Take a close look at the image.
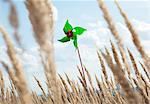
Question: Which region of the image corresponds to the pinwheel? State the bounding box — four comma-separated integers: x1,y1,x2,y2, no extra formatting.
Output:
58,20,87,80
58,20,87,48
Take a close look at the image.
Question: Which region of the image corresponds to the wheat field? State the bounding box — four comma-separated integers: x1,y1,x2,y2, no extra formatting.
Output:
0,0,150,104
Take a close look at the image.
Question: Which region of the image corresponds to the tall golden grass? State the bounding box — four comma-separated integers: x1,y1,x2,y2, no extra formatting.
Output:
0,0,150,104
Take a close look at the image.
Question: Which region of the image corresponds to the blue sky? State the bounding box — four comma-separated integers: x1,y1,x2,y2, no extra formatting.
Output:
0,0,150,93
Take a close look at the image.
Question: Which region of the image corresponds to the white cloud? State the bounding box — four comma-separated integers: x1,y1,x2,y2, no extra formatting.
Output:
87,21,104,28
132,19,150,32
0,46,42,71
83,20,113,49
120,19,150,55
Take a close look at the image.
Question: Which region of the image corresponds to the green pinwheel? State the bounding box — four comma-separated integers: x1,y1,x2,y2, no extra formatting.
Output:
58,20,87,48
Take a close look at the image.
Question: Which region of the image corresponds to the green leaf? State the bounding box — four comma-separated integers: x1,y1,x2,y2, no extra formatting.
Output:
73,35,78,48
73,27,87,35
63,20,73,33
58,36,70,43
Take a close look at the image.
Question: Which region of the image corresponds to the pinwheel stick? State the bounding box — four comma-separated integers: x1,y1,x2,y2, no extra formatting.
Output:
77,47,85,77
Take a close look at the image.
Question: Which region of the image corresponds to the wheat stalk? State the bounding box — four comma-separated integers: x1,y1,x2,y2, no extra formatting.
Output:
101,45,139,104
0,27,32,104
97,0,131,80
0,70,4,100
114,0,150,72
25,0,61,103
5,0,23,48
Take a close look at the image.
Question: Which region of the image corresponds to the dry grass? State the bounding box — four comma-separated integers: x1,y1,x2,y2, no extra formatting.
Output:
0,27,33,104
25,0,61,103
114,0,150,72
0,0,150,104
5,0,23,48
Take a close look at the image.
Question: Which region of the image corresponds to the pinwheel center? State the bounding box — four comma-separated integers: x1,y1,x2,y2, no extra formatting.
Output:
66,30,73,38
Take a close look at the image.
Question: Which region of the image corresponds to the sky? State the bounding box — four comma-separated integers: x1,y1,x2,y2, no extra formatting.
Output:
0,0,150,93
